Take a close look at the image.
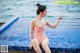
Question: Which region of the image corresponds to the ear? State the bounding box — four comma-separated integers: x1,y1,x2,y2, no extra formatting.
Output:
40,12,43,16
40,12,42,14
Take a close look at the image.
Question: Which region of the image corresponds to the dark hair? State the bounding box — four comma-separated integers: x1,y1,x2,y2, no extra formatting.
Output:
36,3,47,15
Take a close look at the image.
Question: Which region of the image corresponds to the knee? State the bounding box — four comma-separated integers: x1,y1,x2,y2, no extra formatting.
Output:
31,39,38,44
42,38,49,45
42,42,46,46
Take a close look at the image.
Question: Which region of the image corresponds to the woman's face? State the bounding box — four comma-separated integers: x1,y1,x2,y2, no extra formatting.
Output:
41,9,47,17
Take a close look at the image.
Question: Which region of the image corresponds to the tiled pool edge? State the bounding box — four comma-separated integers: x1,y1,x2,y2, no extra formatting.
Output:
8,46,80,53
0,17,19,34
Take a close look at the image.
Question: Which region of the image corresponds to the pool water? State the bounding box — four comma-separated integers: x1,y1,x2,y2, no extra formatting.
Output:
0,18,80,49
0,0,80,52
0,0,80,22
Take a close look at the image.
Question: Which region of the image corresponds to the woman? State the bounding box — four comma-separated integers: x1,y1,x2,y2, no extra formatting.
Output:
29,3,62,53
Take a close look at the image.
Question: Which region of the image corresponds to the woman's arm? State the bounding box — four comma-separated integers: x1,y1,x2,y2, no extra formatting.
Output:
30,19,34,42
46,16,62,29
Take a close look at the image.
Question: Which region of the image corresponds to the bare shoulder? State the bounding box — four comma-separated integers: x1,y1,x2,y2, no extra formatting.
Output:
30,18,36,24
44,20,48,23
44,20,52,25
31,18,35,22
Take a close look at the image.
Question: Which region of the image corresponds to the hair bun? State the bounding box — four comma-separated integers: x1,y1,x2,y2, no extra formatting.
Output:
36,3,40,8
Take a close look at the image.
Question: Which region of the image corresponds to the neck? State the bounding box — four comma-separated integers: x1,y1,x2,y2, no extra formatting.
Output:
37,14,43,20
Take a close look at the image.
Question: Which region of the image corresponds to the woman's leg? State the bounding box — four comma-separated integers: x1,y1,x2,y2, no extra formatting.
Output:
31,39,42,53
41,38,51,53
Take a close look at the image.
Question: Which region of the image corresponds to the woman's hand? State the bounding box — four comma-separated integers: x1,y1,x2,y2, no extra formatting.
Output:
58,16,62,21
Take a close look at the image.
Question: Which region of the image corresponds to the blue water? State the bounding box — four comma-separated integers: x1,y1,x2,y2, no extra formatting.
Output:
0,18,80,49
0,0,80,22
0,0,80,49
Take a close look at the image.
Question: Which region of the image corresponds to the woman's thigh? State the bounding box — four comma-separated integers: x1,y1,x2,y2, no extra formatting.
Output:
41,38,51,53
32,38,40,45
42,38,49,45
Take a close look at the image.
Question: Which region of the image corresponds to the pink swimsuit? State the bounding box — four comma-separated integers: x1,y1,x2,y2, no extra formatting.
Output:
34,21,47,44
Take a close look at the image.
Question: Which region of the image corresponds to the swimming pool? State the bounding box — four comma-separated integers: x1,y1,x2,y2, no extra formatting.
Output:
0,0,80,22
0,17,80,52
0,0,80,52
